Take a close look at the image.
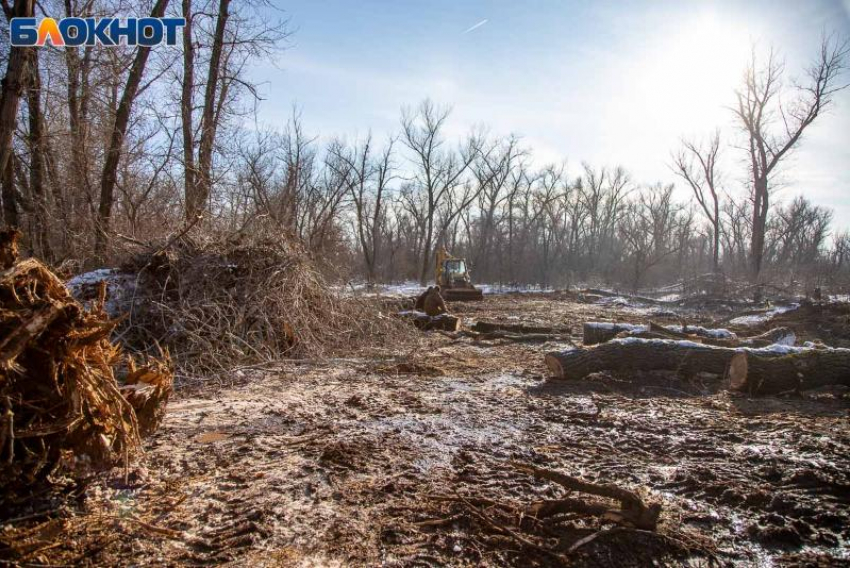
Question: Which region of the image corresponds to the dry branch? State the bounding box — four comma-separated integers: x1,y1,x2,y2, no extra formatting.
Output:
513,462,662,531
117,230,409,372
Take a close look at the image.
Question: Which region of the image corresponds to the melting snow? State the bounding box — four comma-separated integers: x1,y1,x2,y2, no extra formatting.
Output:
729,304,798,326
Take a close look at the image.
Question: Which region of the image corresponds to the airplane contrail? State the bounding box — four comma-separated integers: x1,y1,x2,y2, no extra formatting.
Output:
463,19,488,34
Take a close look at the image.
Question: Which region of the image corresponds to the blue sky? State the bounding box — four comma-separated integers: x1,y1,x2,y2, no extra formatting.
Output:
250,0,850,228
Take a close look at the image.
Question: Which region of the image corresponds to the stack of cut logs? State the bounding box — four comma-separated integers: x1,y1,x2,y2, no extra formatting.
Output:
545,320,850,395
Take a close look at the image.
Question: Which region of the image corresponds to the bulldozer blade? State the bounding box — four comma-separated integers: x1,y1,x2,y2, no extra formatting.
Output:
442,288,484,302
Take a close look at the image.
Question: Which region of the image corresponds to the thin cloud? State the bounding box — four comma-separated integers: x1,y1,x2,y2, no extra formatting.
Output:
463,19,488,34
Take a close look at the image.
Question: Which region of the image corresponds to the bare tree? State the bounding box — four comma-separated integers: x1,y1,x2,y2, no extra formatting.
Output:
401,100,482,285
672,130,723,272
733,36,849,278
329,135,396,284
96,0,171,258
188,0,230,221
0,0,34,181
619,184,684,292
180,0,196,215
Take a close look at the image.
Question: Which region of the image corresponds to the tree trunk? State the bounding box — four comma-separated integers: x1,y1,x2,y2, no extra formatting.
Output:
0,0,35,178
26,50,51,261
64,0,92,214
545,339,737,380
750,177,768,279
403,312,461,332
728,348,850,395
582,321,792,348
1,156,17,227
474,320,570,335
96,0,171,259
190,0,230,220
582,322,646,345
181,0,196,219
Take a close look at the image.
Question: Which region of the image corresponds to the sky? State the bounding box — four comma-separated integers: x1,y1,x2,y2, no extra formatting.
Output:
249,0,850,228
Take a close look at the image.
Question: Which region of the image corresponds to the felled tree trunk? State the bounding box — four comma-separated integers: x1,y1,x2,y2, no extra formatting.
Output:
401,311,461,332
473,320,570,335
728,348,850,395
646,322,794,348
582,321,793,348
546,338,735,380
582,323,645,345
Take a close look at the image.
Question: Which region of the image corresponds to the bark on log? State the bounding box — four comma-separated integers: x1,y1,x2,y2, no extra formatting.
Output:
582,323,645,345
546,338,736,380
401,311,461,332
728,348,850,395
583,321,792,348
473,320,570,335
646,322,794,348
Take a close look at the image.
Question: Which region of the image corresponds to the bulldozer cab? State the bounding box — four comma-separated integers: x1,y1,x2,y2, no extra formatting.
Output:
435,248,483,301
441,259,469,285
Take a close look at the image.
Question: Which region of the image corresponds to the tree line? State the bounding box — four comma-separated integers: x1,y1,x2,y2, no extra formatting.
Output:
0,1,848,293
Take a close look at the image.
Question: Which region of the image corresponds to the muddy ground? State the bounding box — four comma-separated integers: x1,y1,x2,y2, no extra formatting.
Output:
2,294,849,567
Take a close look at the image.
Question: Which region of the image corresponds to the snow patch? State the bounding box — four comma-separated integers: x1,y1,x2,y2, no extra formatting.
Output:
66,268,136,318
729,304,798,326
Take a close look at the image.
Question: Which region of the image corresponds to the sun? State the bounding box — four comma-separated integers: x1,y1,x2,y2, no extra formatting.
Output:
630,11,752,134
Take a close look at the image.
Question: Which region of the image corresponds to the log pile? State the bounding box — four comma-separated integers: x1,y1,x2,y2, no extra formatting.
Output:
0,230,172,491
546,337,850,395
582,321,795,348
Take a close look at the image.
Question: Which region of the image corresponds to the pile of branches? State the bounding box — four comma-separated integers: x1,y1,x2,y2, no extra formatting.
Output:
118,229,407,373
0,229,172,492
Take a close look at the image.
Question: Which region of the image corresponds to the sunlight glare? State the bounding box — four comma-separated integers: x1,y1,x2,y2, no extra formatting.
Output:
631,11,752,134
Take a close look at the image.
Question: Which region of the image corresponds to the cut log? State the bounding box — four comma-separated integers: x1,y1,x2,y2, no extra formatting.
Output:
473,320,571,335
728,347,850,395
583,321,792,348
546,338,736,380
400,310,461,332
547,338,850,395
582,322,646,345
646,322,794,348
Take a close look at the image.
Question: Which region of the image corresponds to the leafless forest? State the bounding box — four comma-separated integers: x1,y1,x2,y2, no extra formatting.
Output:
0,1,848,293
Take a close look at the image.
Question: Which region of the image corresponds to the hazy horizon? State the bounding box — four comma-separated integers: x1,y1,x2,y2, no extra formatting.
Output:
249,0,850,230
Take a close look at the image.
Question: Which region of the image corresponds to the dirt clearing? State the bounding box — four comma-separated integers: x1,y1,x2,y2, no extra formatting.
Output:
2,294,848,567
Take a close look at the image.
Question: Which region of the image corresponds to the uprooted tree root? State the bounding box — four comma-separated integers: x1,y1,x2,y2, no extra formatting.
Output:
118,230,412,374
421,463,718,567
0,229,172,493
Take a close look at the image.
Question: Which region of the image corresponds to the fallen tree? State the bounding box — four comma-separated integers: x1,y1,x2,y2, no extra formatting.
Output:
545,338,850,395
546,338,735,380
582,321,793,347
0,230,172,491
472,320,571,335
401,311,461,332
728,347,850,395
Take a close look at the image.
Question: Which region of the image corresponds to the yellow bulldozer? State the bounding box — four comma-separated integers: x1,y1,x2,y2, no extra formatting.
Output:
435,248,484,301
